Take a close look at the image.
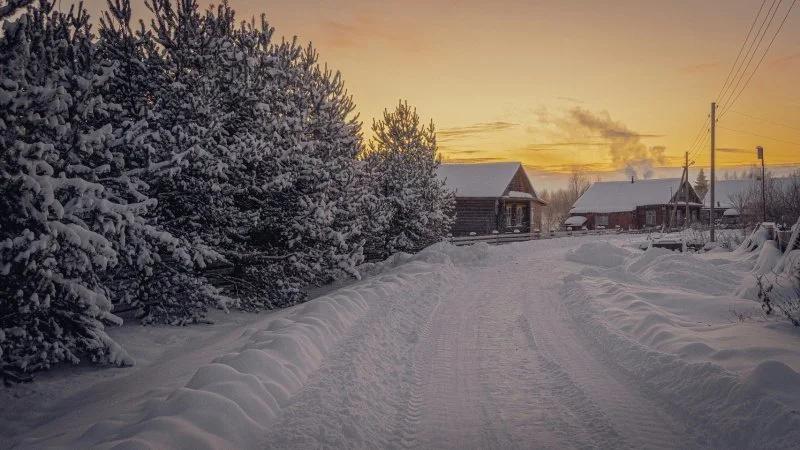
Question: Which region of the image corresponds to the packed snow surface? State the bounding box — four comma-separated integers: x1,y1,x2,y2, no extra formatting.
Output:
4,236,800,449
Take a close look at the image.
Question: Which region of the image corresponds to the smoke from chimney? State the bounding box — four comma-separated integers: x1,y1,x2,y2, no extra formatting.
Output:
543,108,667,180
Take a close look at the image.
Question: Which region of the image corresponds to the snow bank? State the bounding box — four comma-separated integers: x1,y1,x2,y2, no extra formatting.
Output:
737,223,773,253
625,247,742,296
774,220,800,273
753,240,783,275
562,241,800,448
18,243,487,449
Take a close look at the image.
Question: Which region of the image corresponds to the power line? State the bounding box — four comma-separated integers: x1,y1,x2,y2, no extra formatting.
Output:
715,0,768,103
719,0,798,118
717,0,782,113
728,109,800,132
717,124,800,146
686,116,709,156
682,0,771,169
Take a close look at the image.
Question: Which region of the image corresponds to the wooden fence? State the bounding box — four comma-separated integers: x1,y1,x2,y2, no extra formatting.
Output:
448,229,620,247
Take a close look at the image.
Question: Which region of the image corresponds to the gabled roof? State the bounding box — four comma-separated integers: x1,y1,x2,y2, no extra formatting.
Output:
571,178,691,214
437,162,532,198
701,179,756,209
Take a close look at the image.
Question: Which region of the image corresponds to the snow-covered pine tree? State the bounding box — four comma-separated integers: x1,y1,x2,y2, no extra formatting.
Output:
364,101,455,258
276,46,371,284
694,169,709,200
95,0,225,325
100,1,372,309
0,0,213,377
237,41,375,306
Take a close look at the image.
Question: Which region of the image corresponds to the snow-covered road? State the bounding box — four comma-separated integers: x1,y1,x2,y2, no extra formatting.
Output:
8,236,800,449
261,239,692,449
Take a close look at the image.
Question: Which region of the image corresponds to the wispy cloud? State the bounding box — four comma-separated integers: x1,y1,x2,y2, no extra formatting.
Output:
442,156,507,163
318,14,420,51
716,147,750,154
770,52,800,69
680,61,723,74
528,162,613,174
438,122,518,140
523,141,607,152
556,96,584,104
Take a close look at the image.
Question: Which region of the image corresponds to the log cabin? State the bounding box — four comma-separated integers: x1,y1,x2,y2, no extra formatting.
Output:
568,177,702,230
437,162,547,236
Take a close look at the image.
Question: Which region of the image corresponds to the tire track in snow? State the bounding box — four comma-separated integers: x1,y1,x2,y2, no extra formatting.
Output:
414,254,621,449
514,314,625,449
388,299,441,449
259,260,462,449
521,250,698,449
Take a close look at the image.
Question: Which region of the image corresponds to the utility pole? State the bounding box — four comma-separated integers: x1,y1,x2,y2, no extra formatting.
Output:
684,151,690,229
710,102,716,243
671,161,686,230
757,146,766,224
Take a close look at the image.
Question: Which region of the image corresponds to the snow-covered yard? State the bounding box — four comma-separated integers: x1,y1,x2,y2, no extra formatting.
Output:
3,235,800,449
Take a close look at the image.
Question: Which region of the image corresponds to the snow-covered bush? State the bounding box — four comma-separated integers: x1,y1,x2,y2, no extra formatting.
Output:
0,0,218,376
363,101,455,258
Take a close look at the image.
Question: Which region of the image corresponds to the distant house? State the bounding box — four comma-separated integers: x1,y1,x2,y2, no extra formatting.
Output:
437,162,547,236
702,176,799,225
700,179,755,224
568,177,702,230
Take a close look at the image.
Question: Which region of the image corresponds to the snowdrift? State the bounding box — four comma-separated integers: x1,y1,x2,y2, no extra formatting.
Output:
566,241,632,268
15,243,488,449
562,242,800,448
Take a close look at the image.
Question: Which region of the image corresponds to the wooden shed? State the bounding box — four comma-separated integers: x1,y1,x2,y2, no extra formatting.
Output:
437,162,547,236
568,177,702,230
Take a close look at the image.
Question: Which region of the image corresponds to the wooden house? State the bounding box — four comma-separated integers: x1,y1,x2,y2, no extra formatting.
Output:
700,179,754,224
568,177,702,230
437,162,547,236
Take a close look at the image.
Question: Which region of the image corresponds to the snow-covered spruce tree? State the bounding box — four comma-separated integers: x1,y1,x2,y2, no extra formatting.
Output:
363,101,455,258
101,1,372,309
694,169,709,202
237,42,374,307
94,0,225,326
0,0,211,377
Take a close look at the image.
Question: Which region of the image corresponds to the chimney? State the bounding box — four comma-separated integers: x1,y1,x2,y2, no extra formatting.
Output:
631,176,635,184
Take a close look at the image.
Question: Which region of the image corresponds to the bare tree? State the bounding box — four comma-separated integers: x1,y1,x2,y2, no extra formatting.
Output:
540,168,595,231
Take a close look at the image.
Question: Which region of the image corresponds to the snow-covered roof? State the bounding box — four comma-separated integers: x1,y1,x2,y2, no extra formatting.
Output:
506,190,533,199
723,208,739,217
564,216,587,226
571,178,688,214
701,179,755,209
437,162,527,198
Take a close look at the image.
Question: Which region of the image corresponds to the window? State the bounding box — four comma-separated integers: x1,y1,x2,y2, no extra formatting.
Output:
505,204,513,227
645,209,656,226
595,215,609,227
515,205,525,226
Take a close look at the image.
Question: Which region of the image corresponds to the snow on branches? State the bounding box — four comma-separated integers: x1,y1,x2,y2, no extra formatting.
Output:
364,101,455,258
1,0,454,378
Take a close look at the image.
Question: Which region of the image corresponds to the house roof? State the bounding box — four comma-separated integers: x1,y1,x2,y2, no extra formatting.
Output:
437,162,533,198
571,178,689,214
703,176,799,209
701,179,758,209
565,216,587,226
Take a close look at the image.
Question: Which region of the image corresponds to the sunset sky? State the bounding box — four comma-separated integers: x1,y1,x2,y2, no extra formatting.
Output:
77,0,800,189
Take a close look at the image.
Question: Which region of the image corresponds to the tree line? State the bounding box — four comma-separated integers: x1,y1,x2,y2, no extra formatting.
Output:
0,0,454,379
